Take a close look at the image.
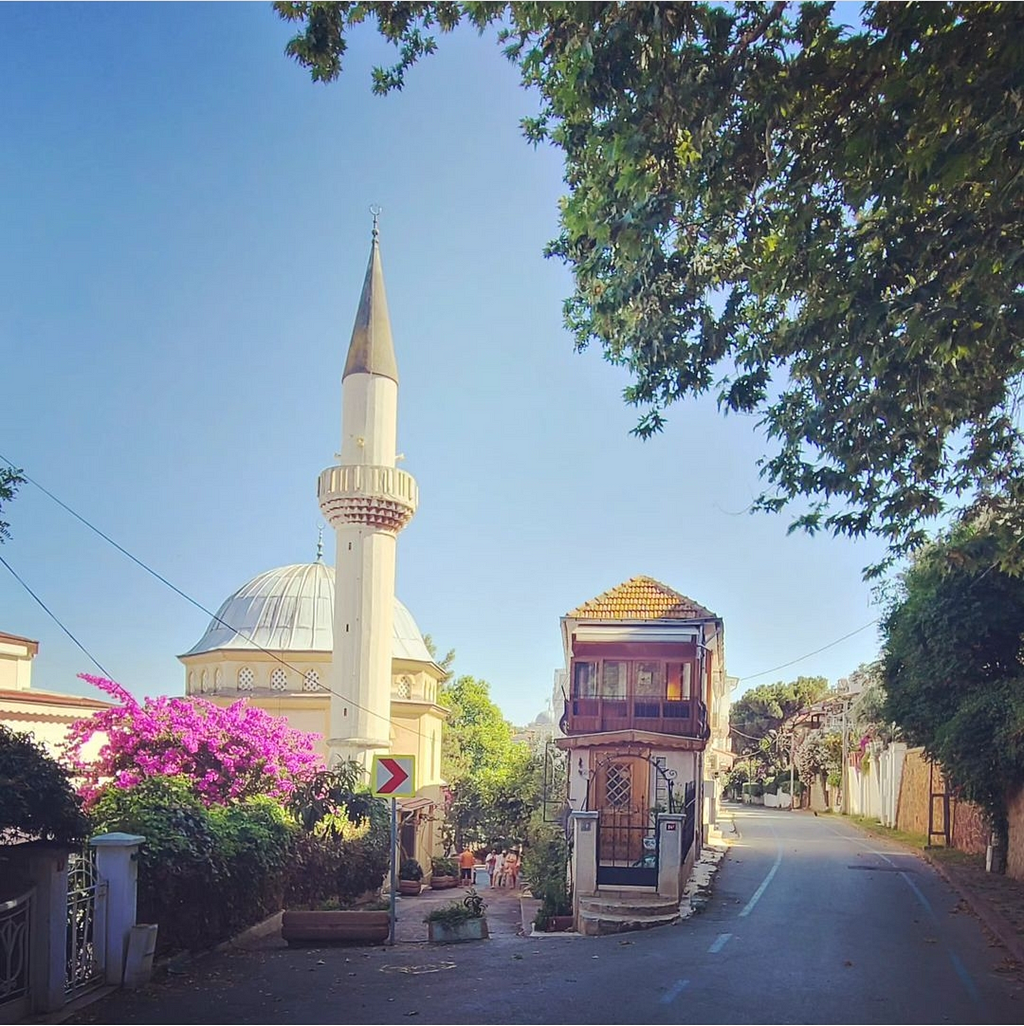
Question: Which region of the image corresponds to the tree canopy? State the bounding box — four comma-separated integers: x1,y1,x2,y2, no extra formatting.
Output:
881,521,1024,860
730,675,830,751
275,1,1024,574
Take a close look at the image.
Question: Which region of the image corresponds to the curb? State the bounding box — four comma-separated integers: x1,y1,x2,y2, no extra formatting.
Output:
919,849,1024,966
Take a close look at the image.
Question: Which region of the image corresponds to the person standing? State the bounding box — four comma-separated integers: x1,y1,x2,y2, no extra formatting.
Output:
458,846,475,886
492,849,506,888
485,849,497,886
506,850,520,890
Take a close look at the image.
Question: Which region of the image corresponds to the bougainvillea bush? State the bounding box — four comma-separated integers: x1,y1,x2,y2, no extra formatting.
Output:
66,674,323,806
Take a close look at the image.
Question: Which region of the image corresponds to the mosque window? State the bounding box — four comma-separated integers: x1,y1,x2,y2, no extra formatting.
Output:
214,668,222,693
201,670,209,694
271,668,288,691
396,676,412,699
238,666,255,691
303,670,322,692
188,671,195,694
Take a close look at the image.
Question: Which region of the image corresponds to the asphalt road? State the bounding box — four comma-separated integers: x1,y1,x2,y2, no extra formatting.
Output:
73,807,1023,1024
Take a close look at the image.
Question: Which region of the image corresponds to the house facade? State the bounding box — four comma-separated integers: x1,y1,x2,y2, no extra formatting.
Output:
557,577,729,901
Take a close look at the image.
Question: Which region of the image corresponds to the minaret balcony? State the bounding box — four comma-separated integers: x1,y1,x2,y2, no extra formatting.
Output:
318,464,418,533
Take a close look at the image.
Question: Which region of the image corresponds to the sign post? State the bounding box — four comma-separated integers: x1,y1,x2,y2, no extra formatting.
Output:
371,755,416,947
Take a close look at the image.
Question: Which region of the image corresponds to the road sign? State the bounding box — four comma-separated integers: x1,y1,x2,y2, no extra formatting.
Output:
371,754,416,798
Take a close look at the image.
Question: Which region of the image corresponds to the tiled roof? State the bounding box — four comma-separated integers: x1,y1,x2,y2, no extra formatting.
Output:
566,576,716,621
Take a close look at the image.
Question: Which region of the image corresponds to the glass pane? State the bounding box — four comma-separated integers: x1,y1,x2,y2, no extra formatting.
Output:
600,661,627,698
667,662,693,700
573,662,597,697
605,763,632,807
635,662,664,697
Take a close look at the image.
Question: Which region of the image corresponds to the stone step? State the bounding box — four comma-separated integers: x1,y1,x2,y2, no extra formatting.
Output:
579,897,679,918
578,910,680,937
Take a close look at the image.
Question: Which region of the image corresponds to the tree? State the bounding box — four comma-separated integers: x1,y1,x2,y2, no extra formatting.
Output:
846,660,897,746
0,724,89,845
881,522,1024,867
437,674,538,848
65,674,323,806
276,2,1024,574
730,675,830,754
0,462,24,542
794,727,843,806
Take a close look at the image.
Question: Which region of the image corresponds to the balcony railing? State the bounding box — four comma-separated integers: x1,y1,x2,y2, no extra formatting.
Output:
562,697,709,740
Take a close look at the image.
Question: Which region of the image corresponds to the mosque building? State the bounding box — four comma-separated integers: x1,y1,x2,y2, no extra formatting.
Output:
179,220,446,862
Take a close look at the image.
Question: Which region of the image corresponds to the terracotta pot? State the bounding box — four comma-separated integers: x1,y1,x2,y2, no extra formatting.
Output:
430,875,458,890
427,917,489,943
281,909,389,946
398,879,422,895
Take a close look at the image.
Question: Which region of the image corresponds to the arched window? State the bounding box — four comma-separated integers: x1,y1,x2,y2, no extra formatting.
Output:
270,668,288,691
187,671,195,694
303,669,321,692
200,670,209,694
213,668,222,693
238,666,255,691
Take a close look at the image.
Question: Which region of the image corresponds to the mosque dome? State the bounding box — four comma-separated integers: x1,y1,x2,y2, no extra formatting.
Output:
182,562,433,663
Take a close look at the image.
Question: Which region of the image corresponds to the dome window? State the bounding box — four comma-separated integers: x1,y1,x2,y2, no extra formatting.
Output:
271,668,288,691
238,667,255,691
303,670,322,692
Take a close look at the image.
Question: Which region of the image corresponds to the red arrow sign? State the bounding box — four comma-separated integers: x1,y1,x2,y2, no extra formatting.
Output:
376,757,410,794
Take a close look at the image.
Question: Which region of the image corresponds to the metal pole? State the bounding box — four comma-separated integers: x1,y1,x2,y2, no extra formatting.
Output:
790,729,796,812
388,797,397,946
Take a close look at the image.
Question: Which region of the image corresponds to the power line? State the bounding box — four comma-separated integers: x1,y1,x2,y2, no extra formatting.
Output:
737,619,880,683
0,552,112,678
0,452,438,747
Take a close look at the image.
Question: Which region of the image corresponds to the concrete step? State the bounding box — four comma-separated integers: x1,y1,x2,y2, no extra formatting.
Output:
578,910,680,937
579,896,679,918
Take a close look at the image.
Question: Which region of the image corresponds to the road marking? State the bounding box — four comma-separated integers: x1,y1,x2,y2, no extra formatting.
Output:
708,932,732,953
949,953,980,1005
739,821,782,918
660,979,690,1004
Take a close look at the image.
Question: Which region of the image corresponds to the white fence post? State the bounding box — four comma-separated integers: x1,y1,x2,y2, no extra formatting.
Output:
90,833,145,987
656,813,686,901
570,811,599,928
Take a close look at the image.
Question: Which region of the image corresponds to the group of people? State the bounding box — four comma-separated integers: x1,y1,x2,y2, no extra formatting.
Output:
455,846,521,888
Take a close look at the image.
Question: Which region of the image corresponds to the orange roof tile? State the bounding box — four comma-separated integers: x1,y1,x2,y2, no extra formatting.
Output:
566,576,716,621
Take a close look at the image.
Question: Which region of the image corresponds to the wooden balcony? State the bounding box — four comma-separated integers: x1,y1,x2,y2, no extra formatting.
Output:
562,698,709,740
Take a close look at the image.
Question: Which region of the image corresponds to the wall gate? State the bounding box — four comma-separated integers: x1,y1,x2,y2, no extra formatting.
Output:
66,848,106,995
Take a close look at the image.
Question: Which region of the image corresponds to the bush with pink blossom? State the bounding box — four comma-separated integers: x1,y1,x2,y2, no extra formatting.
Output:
65,674,323,806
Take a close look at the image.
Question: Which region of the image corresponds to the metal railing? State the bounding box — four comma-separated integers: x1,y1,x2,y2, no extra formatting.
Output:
0,888,32,1010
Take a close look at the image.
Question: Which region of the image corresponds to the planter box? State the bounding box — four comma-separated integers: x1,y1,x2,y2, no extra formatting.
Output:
281,909,390,946
430,875,458,890
399,880,422,896
427,917,489,944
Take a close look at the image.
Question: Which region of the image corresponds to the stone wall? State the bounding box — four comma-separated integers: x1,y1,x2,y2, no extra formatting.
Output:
1006,787,1024,880
895,747,987,854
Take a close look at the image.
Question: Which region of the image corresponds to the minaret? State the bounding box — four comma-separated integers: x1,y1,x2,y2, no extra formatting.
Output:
318,216,418,771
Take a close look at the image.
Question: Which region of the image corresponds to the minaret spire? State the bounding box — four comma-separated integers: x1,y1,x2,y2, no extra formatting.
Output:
342,207,398,384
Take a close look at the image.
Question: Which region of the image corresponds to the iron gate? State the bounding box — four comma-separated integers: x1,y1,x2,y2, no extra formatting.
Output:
681,780,697,861
596,806,659,886
66,848,106,995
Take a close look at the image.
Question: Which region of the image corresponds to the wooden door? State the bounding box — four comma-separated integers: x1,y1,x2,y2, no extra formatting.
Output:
595,755,651,869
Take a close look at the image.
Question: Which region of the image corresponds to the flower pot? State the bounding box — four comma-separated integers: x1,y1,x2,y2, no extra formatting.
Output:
427,917,489,944
281,909,389,947
399,879,422,896
430,875,458,890
546,915,575,933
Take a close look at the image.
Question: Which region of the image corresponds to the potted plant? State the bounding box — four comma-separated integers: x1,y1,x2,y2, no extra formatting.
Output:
430,856,458,889
280,763,392,946
399,858,424,895
425,889,488,943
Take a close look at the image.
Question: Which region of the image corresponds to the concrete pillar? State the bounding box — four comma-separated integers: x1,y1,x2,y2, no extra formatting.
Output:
570,811,598,920
21,847,69,1013
91,833,144,986
656,813,685,902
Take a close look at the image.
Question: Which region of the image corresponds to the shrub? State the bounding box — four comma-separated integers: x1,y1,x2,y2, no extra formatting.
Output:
521,823,570,929
90,776,294,954
399,858,424,881
0,725,88,846
431,856,457,877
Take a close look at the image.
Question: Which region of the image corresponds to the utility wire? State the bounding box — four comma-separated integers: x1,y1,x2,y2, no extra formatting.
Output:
0,552,112,678
737,618,880,683
0,452,437,746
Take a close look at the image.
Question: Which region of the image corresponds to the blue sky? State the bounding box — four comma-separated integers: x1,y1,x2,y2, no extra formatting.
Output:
1,3,887,726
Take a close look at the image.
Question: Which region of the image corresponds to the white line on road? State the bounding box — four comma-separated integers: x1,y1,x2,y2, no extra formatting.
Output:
708,932,732,953
659,979,690,1004
739,821,782,918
